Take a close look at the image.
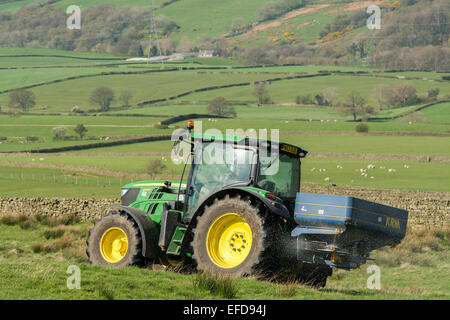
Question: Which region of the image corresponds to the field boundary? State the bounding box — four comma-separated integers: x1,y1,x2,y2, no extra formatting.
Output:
2,134,171,154
136,72,332,106
1,186,447,225
367,100,450,122
309,152,450,162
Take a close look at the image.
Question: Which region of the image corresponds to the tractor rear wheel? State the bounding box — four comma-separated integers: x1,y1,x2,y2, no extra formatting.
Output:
86,211,144,267
192,195,266,277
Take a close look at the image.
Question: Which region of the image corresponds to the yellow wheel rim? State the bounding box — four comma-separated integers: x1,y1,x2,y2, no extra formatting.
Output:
206,213,252,269
100,227,128,263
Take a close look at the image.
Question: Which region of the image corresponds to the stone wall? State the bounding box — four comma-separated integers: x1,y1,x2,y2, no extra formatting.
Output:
0,187,448,226
301,186,449,227
0,198,120,222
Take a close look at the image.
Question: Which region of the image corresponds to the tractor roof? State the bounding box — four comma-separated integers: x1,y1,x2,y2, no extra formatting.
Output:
191,133,308,158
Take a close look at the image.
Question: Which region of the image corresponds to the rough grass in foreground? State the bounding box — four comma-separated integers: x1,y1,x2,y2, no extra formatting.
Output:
193,272,239,299
0,219,448,299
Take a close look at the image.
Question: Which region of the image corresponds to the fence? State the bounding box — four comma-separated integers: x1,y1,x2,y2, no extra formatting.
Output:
0,170,140,188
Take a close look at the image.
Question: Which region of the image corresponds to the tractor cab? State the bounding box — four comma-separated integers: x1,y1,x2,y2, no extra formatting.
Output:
177,130,308,221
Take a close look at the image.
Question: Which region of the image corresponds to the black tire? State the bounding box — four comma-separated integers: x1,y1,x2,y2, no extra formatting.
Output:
86,210,144,267
192,195,266,277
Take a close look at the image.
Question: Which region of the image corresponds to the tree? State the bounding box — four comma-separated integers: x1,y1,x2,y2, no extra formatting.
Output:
372,84,392,109
253,83,271,105
160,39,176,56
137,45,144,57
8,89,36,112
52,126,67,140
146,159,166,178
296,94,313,105
150,45,159,57
74,124,87,140
207,97,236,117
315,93,325,106
341,90,368,121
322,87,338,106
392,82,417,107
176,37,193,53
119,90,133,108
355,123,369,133
89,87,115,111
225,17,245,34
427,88,440,101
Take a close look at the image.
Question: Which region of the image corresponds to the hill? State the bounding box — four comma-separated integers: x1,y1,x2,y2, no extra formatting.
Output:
0,0,448,70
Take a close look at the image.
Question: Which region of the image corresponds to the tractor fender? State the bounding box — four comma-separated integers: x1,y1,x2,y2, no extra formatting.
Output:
110,205,159,259
195,187,291,220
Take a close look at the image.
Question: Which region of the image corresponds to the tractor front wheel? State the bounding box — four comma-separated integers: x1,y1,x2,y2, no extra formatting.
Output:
86,211,144,267
192,195,266,277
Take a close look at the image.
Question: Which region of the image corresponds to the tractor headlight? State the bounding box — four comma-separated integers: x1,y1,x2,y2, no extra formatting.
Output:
120,188,139,206
121,189,129,197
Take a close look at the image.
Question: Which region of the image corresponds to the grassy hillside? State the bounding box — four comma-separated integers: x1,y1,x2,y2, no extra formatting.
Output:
0,219,448,299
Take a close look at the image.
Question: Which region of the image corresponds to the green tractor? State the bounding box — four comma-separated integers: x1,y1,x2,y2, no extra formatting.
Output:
87,121,408,287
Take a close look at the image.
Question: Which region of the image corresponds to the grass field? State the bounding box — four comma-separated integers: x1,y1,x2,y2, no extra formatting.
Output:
0,220,447,299
177,74,450,106
0,70,277,112
0,48,448,300
421,102,450,124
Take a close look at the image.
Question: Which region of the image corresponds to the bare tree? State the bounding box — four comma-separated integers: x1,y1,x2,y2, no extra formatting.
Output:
89,87,115,111
392,82,418,107
207,97,236,117
147,159,167,178
253,83,271,106
8,89,36,112
119,90,133,108
52,126,68,140
322,87,338,106
176,37,193,53
341,90,369,121
372,84,392,109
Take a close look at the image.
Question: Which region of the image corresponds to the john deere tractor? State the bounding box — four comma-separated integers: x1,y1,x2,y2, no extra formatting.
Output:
87,121,408,287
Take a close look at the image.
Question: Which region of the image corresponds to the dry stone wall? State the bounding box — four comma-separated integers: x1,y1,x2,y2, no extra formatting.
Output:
0,187,448,226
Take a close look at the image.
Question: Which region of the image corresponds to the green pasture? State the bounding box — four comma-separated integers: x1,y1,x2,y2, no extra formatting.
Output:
0,166,121,198
421,102,450,124
1,154,180,175
177,117,450,134
116,104,353,120
0,0,37,12
0,70,275,113
114,102,449,125
0,56,132,68
302,158,450,193
51,0,166,10
0,222,448,299
0,115,170,152
178,74,450,106
66,139,172,154
0,66,145,92
0,48,123,59
0,151,448,195
281,134,450,157
158,0,278,40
